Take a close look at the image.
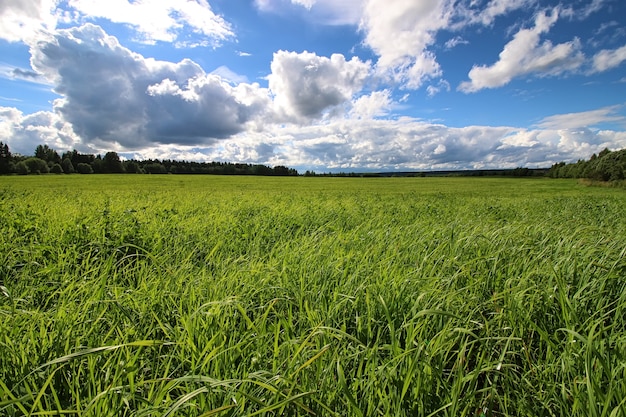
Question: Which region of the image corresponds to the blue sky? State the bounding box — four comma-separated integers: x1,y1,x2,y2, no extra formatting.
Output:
1,0,625,171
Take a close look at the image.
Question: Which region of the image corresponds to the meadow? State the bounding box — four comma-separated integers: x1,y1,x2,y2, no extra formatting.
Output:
0,175,625,417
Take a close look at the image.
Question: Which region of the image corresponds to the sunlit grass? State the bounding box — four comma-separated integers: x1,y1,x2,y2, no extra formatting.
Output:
1,175,625,416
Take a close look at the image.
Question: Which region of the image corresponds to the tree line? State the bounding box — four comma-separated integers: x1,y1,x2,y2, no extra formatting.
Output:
2,141,626,180
548,148,626,181
0,142,298,176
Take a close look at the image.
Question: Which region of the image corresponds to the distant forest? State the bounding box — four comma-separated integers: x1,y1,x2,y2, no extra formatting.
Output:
0,143,298,176
1,141,626,181
548,147,626,182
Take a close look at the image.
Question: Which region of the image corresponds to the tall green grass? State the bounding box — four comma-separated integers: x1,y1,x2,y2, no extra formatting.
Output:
1,176,625,416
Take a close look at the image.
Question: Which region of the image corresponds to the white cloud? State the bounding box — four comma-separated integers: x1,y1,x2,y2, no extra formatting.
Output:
464,0,535,26
459,8,584,93
592,44,626,73
444,36,469,50
213,118,626,171
5,101,626,171
29,24,269,148
535,105,626,129
303,0,364,25
0,0,58,43
579,0,607,19
256,0,590,94
0,0,234,46
67,0,233,46
268,50,371,121
3,0,625,171
292,0,316,9
357,0,537,90
255,0,363,25
360,0,451,89
210,66,250,84
0,106,83,155
426,80,451,97
349,90,392,119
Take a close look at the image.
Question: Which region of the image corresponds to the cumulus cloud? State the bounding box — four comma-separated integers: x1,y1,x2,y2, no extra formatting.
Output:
67,0,233,46
268,50,371,121
213,118,626,171
357,0,537,90
0,106,82,155
359,0,450,89
29,24,270,148
5,101,626,171
0,0,58,43
535,105,626,129
257,0,600,94
592,44,626,73
349,90,392,119
459,8,584,93
2,0,624,172
0,0,233,46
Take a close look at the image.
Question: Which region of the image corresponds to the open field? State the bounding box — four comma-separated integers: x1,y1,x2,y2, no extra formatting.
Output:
1,175,625,416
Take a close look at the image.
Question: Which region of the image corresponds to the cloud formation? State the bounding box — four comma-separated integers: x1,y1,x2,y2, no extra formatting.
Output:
255,0,363,25
4,101,626,172
196,119,626,171
268,50,371,121
0,106,82,155
463,0,534,26
592,44,626,73
535,105,626,129
23,24,381,150
0,0,58,42
67,0,233,46
1,0,625,173
0,0,232,46
30,24,269,148
359,0,450,89
459,8,584,92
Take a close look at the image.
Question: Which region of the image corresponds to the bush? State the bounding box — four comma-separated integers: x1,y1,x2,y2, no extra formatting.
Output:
23,157,49,174
50,163,64,174
15,161,29,175
61,158,75,174
76,163,94,174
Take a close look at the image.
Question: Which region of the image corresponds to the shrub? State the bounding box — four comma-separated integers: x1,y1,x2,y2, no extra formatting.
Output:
61,158,75,174
76,163,94,174
23,157,49,174
50,163,63,174
15,161,29,175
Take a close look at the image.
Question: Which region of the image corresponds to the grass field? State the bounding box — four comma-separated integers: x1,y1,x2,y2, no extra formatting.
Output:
1,175,625,416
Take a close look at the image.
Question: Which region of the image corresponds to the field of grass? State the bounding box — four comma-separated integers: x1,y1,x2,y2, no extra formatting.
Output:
1,175,625,416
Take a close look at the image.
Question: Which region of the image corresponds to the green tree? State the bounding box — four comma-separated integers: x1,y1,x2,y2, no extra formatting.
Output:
50,163,63,174
61,158,75,174
24,157,49,174
123,160,142,173
144,163,167,174
15,161,29,175
103,152,124,173
598,147,611,158
34,144,60,164
76,163,94,174
62,149,95,168
0,141,12,174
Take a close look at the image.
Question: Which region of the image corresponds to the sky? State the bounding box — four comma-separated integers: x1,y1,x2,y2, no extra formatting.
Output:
0,0,625,172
